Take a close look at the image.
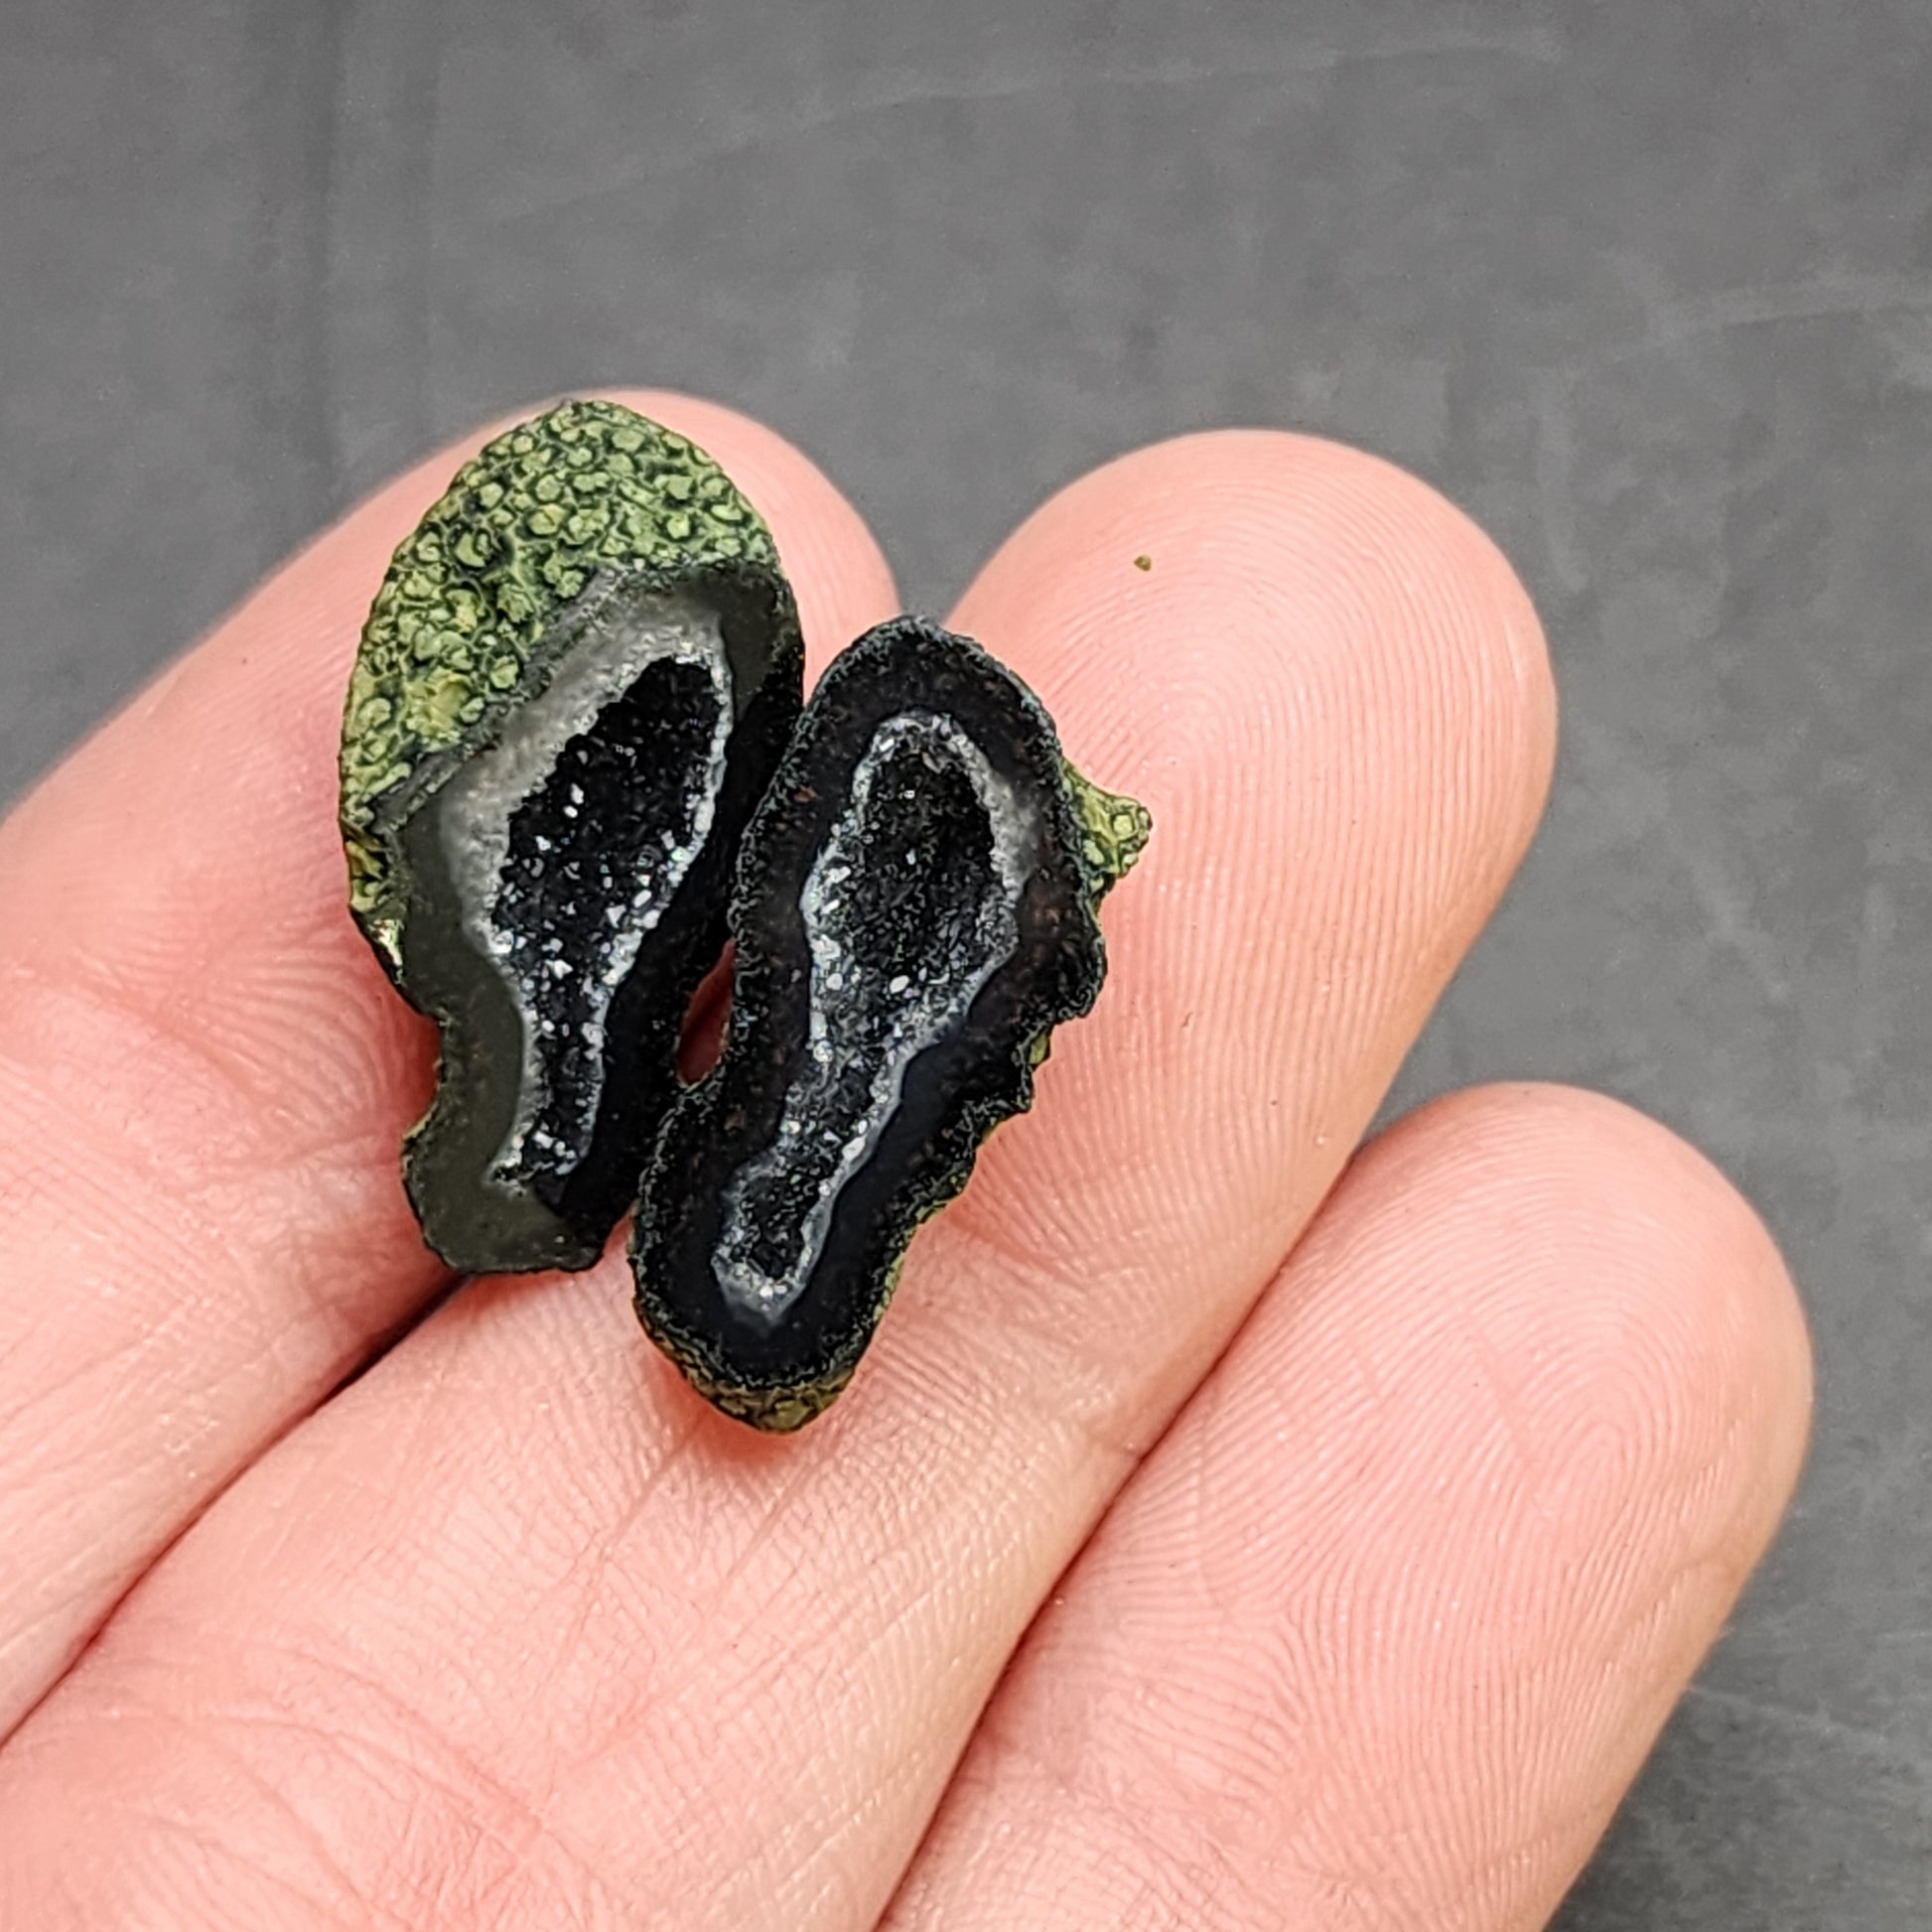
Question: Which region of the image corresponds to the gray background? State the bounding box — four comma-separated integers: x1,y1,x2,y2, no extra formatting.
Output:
4,1,1926,1923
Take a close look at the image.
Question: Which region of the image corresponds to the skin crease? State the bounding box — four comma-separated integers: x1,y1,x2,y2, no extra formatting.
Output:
884,1085,1812,1931
0,395,1809,1929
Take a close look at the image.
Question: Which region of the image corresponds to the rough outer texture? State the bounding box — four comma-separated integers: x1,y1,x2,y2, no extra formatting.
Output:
342,398,787,964
1061,762,1151,917
630,618,1148,1430
340,399,803,1274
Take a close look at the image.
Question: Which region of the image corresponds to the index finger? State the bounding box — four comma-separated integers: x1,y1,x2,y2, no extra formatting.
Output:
0,392,897,1738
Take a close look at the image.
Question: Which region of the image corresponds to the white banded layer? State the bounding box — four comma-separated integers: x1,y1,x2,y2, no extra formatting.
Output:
434,582,733,1191
713,709,1035,1321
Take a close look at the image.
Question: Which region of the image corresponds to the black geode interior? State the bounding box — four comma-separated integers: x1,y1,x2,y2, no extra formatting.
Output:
629,618,1109,1431
490,651,719,1182
389,567,802,1274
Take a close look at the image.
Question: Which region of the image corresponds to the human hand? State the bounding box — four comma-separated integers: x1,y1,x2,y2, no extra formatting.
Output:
0,393,1811,1928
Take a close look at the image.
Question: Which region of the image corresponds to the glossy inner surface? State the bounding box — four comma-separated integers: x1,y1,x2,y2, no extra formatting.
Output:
712,709,1034,1322
433,587,731,1190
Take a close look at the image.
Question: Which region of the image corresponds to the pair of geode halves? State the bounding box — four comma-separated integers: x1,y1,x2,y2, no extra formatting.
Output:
341,400,1149,1428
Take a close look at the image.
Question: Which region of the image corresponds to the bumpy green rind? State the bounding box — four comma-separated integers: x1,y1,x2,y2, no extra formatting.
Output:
641,1339,854,1435
1062,761,1153,901
340,397,783,971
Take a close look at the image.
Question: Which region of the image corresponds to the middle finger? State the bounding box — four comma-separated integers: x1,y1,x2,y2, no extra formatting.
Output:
0,429,1553,1930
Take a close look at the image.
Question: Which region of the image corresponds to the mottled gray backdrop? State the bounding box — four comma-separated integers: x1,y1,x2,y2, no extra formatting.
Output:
5,1,1927,1923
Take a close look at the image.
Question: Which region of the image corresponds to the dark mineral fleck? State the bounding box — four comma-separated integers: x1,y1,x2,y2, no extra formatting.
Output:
630,617,1150,1431
340,400,803,1274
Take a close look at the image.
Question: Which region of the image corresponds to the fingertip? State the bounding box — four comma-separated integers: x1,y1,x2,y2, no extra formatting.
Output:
934,426,1561,1319
953,426,1556,829
287,389,897,689
1372,1080,1815,1546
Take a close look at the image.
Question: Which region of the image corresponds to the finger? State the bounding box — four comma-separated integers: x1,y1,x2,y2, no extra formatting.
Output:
0,435,1555,1929
0,391,897,1737
888,1085,1813,1932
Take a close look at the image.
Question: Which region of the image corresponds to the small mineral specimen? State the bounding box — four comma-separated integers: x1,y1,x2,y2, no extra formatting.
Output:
340,399,803,1274
629,618,1151,1431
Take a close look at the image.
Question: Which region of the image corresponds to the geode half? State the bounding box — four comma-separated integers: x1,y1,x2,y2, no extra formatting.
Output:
340,399,803,1274
629,617,1151,1430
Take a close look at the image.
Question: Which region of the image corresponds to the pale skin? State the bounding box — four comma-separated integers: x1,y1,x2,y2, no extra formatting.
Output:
0,391,1812,1928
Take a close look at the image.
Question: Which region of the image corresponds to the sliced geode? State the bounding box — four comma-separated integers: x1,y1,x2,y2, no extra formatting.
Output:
629,617,1151,1431
340,399,803,1274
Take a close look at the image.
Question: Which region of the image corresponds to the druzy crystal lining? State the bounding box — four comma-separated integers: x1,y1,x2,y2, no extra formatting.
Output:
434,583,732,1189
713,710,1035,1321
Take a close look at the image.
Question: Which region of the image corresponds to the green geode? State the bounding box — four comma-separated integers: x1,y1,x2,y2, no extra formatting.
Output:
340,399,803,1274
629,617,1149,1430
342,398,785,971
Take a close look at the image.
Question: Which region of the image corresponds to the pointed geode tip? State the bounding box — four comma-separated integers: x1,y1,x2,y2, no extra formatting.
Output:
1061,760,1153,900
